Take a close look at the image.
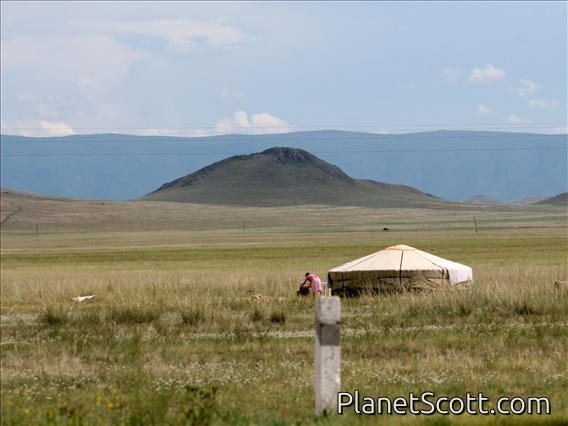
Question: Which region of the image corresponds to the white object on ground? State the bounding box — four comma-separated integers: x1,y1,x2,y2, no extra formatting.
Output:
71,295,96,302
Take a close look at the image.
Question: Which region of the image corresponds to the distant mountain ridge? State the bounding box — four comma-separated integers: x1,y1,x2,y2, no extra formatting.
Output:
534,192,567,207
1,130,566,201
143,147,441,207
463,195,505,205
463,194,550,205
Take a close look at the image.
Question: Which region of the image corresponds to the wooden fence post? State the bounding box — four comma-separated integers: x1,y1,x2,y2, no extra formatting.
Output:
315,296,341,416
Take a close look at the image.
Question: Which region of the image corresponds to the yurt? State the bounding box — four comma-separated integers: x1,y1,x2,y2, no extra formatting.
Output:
327,245,472,294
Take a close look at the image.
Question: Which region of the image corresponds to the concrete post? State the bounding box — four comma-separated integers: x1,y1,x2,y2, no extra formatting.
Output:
315,296,341,416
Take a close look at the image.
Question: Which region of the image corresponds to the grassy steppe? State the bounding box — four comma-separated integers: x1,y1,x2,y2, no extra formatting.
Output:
1,201,567,425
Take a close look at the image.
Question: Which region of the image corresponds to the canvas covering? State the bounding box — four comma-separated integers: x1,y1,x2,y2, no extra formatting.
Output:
327,244,473,292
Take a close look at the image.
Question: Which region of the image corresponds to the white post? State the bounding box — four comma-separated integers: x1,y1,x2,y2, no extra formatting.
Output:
315,296,341,416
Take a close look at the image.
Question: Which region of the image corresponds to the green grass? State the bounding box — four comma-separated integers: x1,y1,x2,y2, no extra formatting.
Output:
1,213,567,425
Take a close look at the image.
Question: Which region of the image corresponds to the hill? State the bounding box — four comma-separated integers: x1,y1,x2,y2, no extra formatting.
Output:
1,130,566,201
142,147,441,207
463,195,505,205
534,192,568,207
463,194,549,205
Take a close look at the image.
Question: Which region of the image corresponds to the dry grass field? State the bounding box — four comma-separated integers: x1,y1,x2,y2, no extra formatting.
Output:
1,192,567,425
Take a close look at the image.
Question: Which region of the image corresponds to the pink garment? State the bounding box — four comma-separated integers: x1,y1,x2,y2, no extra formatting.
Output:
306,273,323,294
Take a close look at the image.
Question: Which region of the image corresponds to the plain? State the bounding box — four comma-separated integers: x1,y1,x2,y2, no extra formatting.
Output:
1,195,567,425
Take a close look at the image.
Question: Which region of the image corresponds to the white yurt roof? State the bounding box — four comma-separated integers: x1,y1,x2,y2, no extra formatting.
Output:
328,244,472,285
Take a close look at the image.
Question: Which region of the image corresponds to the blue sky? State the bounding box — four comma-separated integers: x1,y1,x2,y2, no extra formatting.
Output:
1,1,566,137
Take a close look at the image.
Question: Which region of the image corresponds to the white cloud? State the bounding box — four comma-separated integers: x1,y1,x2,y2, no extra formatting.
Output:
2,34,141,133
190,129,209,137
215,110,290,134
442,67,463,82
215,110,249,134
1,35,141,131
39,120,75,136
514,79,540,98
234,110,252,128
468,64,505,83
93,19,253,52
1,119,75,137
528,99,559,109
478,104,493,114
131,111,290,137
1,120,39,136
251,112,290,133
507,114,529,124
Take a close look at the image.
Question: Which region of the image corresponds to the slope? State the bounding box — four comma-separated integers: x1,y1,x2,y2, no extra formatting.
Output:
534,192,568,207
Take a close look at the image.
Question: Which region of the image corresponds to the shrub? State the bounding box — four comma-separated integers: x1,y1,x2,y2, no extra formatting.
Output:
39,305,68,326
269,311,286,324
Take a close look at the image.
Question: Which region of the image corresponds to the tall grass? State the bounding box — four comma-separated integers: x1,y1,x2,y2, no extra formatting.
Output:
1,231,567,425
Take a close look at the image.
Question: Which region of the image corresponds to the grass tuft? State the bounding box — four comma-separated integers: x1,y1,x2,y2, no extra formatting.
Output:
250,306,265,322
107,306,160,324
180,308,206,326
269,310,287,324
514,299,540,316
39,305,68,326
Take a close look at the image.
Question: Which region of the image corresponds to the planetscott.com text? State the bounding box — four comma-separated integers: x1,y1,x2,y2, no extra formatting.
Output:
337,391,551,416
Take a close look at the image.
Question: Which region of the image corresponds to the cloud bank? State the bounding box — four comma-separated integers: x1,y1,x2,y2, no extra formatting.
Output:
215,111,290,134
1,119,75,137
92,19,253,51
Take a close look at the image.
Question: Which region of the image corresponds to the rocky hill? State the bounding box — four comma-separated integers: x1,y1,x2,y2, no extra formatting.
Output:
142,147,442,207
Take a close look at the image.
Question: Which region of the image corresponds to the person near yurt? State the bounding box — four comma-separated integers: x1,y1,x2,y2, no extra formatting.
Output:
327,245,472,296
299,272,323,295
